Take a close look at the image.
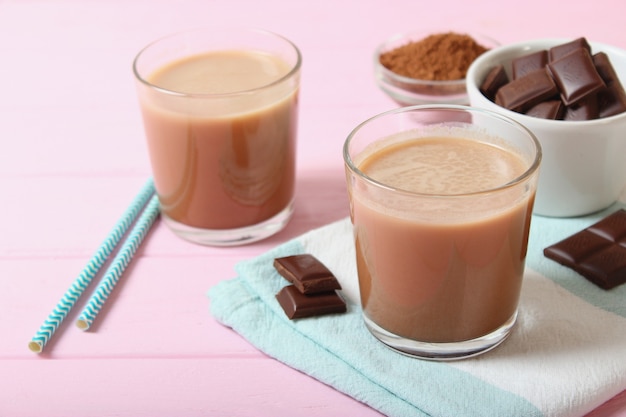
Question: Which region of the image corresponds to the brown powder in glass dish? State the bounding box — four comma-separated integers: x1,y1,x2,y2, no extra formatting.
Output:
380,32,489,81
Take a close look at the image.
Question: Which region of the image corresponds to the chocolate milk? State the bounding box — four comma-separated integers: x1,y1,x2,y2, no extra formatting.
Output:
352,137,534,343
139,50,298,229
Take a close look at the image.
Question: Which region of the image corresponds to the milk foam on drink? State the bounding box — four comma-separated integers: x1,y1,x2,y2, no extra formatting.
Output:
139,50,298,229
352,136,535,343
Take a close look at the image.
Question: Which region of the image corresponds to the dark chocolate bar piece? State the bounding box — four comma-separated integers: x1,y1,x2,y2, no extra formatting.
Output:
525,100,564,119
544,230,611,264
480,64,509,100
495,68,558,112
549,37,591,61
544,209,626,289
598,81,626,118
512,50,548,79
588,209,626,240
273,254,341,294
547,48,606,106
563,94,599,121
593,52,620,85
592,53,626,117
275,285,346,319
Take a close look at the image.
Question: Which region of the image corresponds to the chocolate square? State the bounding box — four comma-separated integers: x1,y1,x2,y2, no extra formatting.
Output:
549,37,591,61
525,100,564,120
563,94,599,121
275,285,346,319
598,81,626,118
480,64,509,100
273,254,342,295
512,50,548,79
593,52,620,85
547,48,606,106
495,68,558,112
544,209,626,289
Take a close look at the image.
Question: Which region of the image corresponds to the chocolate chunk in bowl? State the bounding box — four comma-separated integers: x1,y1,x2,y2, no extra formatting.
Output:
547,48,606,106
512,50,548,79
548,37,591,61
494,68,558,112
526,100,564,120
480,64,509,100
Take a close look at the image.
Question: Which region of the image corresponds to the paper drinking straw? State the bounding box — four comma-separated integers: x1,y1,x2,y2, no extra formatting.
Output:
28,179,156,353
76,195,160,331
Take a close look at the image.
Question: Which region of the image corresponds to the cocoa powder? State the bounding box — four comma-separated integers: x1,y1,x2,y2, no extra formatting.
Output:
380,32,489,81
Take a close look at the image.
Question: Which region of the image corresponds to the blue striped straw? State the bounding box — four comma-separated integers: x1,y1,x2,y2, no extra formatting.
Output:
28,179,156,353
75,195,160,331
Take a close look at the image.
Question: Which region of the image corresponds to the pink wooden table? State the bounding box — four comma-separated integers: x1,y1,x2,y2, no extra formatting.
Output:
1,0,625,415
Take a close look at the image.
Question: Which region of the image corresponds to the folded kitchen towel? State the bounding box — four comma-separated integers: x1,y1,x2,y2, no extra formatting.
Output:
208,201,626,417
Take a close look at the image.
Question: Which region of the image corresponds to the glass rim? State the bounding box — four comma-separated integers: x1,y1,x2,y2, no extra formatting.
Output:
343,104,542,198
132,26,302,98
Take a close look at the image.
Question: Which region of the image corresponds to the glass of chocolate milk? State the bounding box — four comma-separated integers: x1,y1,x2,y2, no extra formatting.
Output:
344,105,541,360
133,28,301,245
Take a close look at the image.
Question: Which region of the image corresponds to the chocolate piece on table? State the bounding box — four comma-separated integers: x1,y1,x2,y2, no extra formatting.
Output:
563,94,599,121
275,285,346,319
495,68,558,112
480,64,509,100
547,48,606,106
545,230,612,264
512,50,548,79
273,254,341,295
544,209,626,289
525,99,564,119
548,37,591,61
588,209,626,240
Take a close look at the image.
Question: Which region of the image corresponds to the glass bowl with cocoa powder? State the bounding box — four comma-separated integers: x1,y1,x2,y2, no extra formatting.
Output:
374,31,499,106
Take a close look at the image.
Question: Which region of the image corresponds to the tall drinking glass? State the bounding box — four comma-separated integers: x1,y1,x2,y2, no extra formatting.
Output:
134,27,301,246
344,105,541,360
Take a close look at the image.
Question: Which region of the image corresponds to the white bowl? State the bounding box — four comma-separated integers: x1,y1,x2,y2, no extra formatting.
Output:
467,38,626,217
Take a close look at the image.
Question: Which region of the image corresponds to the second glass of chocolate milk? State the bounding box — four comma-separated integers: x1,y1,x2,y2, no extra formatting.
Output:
133,28,301,246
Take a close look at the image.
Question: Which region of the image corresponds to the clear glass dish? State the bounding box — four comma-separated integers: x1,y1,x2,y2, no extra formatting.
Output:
374,31,499,106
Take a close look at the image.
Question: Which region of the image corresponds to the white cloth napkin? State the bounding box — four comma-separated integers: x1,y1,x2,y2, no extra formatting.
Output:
209,201,626,417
